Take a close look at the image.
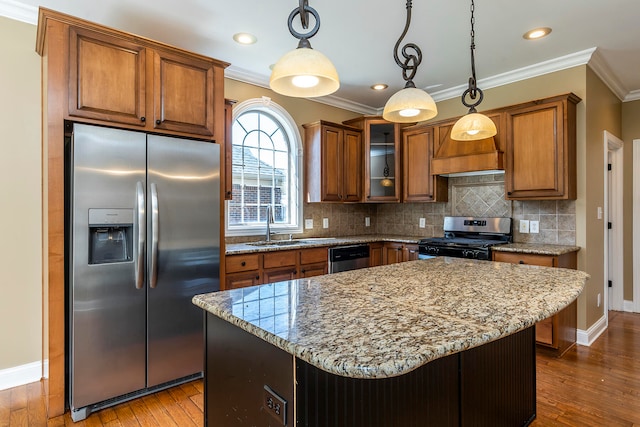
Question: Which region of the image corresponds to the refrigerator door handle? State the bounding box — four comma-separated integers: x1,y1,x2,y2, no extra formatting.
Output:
150,183,159,288
134,181,145,289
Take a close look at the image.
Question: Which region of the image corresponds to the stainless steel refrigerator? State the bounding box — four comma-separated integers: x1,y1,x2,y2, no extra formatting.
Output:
67,123,220,421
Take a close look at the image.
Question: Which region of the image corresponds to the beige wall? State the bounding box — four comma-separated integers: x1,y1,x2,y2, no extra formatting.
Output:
0,17,42,371
621,100,640,301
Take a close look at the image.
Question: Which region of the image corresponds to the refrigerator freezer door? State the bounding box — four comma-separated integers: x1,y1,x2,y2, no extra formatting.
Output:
70,124,147,409
146,135,220,387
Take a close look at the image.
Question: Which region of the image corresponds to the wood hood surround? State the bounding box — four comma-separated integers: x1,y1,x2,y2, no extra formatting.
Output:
430,113,505,176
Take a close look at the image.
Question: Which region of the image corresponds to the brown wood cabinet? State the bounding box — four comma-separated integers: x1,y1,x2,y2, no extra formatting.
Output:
303,121,363,203
223,99,236,200
383,242,419,264
492,250,578,356
504,93,580,200
225,247,329,290
401,125,448,202
369,242,384,267
343,116,404,203
67,22,226,139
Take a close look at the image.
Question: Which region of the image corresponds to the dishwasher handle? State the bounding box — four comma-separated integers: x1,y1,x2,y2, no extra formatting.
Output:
329,245,370,262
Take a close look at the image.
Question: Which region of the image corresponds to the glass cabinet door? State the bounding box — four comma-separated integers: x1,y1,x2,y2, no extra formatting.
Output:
367,121,400,202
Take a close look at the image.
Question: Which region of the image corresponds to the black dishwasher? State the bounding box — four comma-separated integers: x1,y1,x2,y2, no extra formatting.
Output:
328,244,370,273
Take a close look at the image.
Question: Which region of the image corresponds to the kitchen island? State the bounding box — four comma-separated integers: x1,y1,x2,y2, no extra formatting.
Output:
193,257,588,426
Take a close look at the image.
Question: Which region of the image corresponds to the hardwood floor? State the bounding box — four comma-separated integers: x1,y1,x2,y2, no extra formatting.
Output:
2,311,639,426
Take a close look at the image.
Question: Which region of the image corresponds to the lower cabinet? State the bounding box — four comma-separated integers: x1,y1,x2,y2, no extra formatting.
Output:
492,250,578,356
225,247,328,290
369,242,384,267
383,242,419,264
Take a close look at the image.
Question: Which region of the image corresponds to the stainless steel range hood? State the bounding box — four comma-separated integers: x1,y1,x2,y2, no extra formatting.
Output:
430,118,504,177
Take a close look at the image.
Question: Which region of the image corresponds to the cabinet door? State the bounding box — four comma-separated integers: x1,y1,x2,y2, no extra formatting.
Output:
384,242,404,265
405,244,419,261
369,242,384,267
153,49,217,137
226,271,261,290
505,95,578,200
320,125,343,202
263,267,297,284
402,127,447,202
300,262,327,278
341,129,363,202
69,27,146,126
366,121,400,202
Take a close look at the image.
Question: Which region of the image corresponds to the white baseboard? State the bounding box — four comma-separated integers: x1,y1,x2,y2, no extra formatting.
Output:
624,300,636,312
0,361,43,391
576,315,608,346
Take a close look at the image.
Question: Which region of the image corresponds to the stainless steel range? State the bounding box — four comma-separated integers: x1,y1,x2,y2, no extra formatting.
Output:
418,216,512,260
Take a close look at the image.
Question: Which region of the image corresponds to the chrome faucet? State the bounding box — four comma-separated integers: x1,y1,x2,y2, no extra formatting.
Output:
265,205,274,241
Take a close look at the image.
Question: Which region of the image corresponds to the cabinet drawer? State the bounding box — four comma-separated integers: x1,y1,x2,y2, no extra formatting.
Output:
226,254,260,273
493,252,555,267
300,247,328,265
263,250,296,269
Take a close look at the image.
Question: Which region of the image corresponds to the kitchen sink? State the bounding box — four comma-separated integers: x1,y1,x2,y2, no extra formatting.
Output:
245,240,306,246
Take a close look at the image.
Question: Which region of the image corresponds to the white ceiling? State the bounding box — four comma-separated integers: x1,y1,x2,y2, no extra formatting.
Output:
3,0,640,114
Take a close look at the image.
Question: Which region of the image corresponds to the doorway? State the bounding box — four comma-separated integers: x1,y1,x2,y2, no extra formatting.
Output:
634,139,640,312
604,131,623,313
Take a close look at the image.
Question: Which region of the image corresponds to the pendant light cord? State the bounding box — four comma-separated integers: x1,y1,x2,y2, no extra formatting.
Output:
461,0,484,113
392,0,422,89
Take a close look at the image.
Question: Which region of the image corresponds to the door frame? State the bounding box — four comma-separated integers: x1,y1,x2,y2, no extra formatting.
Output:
604,131,624,312
634,140,640,312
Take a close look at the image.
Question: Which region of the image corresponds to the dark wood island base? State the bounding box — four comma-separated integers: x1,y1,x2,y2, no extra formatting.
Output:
205,313,536,427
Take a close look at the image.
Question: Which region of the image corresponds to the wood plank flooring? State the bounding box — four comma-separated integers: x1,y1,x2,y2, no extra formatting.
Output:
2,311,639,426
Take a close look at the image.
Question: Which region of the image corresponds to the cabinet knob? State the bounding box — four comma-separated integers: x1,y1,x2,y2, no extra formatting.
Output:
507,192,512,196
301,269,305,273
519,260,525,264
140,117,146,122
256,276,260,280
293,270,297,275
156,119,161,125
241,261,246,266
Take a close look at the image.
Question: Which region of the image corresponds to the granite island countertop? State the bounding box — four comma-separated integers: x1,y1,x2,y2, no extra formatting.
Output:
194,257,588,380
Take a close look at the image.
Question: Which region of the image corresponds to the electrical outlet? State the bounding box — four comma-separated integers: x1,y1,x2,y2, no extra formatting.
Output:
322,218,329,229
304,219,313,229
419,218,426,228
519,220,530,233
530,220,539,233
597,207,603,220
365,217,370,227
597,293,601,307
263,385,287,425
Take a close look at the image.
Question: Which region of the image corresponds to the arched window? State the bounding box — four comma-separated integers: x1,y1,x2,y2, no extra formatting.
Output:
226,97,303,236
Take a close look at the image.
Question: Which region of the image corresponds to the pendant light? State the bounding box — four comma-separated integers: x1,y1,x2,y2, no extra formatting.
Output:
269,0,339,98
382,0,438,123
380,132,394,187
451,0,497,141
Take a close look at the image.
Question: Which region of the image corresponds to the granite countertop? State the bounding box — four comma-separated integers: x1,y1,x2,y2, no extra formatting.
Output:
193,257,588,379
493,243,581,256
226,235,421,255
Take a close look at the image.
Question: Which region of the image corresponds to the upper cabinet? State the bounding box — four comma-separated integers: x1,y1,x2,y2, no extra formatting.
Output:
504,93,580,200
303,121,363,203
343,116,403,203
401,125,448,202
64,21,228,140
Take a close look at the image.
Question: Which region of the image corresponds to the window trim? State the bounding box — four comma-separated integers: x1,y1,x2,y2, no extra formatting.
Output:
225,97,303,237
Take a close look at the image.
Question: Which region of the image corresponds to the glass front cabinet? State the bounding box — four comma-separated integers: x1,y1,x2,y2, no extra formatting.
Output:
343,116,403,202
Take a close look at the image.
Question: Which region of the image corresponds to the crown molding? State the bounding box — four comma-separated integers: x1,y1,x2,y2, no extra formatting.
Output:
430,48,598,102
0,0,37,24
587,48,628,101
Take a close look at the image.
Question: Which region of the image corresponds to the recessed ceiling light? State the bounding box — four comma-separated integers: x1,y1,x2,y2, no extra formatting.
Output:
233,33,257,45
523,27,552,40
371,83,388,91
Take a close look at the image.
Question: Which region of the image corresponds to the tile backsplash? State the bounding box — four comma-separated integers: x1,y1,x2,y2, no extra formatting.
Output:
226,173,576,246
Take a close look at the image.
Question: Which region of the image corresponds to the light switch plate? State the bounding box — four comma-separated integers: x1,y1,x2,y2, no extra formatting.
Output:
365,217,370,227
322,218,329,229
304,219,313,229
530,220,539,233
519,219,530,233
419,218,426,228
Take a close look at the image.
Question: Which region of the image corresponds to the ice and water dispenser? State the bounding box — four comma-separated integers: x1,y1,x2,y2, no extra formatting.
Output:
88,208,134,264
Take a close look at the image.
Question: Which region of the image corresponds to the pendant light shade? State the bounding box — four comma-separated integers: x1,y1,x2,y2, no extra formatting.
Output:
383,0,437,124
451,0,496,141
269,0,339,98
270,47,339,98
383,86,438,123
451,112,497,141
